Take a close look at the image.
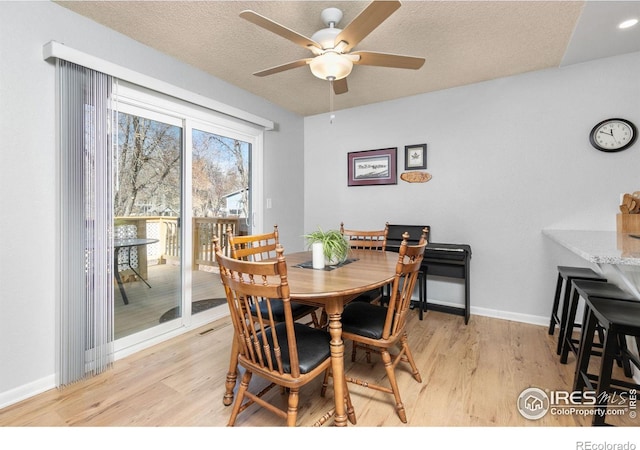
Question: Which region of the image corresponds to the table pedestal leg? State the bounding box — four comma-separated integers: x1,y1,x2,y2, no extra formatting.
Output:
327,309,347,427
128,264,152,288
114,253,129,305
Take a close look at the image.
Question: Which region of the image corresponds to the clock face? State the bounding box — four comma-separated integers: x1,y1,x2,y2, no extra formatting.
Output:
589,118,637,152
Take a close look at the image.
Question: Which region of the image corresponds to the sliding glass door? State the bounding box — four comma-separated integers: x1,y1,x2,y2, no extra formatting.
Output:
112,81,263,351
190,125,251,318
114,106,183,341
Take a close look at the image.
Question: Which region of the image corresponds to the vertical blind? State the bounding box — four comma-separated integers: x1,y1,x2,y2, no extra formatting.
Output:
57,59,115,386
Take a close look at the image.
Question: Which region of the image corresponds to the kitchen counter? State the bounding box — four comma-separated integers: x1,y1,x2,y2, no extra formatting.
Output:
543,228,640,299
544,229,640,385
542,229,640,266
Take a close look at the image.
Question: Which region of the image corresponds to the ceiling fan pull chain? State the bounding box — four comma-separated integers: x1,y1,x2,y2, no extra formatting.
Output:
329,77,335,124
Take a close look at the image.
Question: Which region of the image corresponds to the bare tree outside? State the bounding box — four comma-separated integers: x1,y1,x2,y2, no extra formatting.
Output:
115,112,181,216
115,115,249,218
192,129,249,218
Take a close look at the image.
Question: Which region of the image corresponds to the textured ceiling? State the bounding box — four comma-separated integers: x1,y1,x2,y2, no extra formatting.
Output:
56,1,640,117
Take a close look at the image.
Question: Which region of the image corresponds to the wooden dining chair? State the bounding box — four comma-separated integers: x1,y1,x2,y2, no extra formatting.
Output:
215,242,354,426
226,225,320,327
340,221,388,251
225,224,282,262
326,230,428,423
340,222,389,304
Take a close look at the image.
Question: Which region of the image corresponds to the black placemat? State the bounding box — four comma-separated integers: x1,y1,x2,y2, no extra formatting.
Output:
294,258,358,271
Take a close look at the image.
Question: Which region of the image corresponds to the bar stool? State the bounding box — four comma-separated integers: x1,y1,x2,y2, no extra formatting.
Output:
573,295,640,426
560,280,636,366
549,266,606,355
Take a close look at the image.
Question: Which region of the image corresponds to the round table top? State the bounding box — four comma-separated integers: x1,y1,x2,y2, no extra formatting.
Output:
283,249,399,302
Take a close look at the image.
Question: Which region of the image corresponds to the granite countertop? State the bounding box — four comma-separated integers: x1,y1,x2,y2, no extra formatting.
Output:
542,229,640,266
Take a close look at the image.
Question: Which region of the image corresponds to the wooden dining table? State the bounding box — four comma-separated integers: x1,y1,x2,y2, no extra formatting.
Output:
222,248,400,427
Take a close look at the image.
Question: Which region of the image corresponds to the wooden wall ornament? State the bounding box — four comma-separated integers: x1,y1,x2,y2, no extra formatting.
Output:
400,171,432,183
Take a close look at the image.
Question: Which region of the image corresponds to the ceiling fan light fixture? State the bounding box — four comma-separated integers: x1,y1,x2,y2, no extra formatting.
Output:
310,51,353,81
311,27,341,49
241,1,425,97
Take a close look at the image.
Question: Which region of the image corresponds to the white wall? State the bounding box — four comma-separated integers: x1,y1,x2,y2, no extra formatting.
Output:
304,51,640,323
0,1,304,407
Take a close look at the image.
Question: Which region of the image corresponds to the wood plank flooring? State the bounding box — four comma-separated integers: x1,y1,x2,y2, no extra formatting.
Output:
1,309,638,433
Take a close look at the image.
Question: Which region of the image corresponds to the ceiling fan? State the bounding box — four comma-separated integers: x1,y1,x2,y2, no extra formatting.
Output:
240,0,425,95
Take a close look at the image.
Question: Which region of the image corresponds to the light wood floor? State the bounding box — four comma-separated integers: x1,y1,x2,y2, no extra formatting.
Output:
1,310,637,429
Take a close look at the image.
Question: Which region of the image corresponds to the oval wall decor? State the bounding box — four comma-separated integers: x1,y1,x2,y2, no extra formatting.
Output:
400,171,432,183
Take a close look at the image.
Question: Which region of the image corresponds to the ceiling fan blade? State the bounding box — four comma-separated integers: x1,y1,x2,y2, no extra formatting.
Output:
351,51,425,69
240,10,322,53
253,59,313,77
333,78,348,95
334,1,401,52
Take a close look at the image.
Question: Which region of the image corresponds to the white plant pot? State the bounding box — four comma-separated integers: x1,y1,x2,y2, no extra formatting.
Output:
312,242,325,269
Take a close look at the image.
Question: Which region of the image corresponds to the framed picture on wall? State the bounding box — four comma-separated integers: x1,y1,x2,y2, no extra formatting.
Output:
404,144,427,170
347,148,397,186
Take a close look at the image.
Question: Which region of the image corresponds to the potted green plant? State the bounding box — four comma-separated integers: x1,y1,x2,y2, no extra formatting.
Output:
304,227,349,266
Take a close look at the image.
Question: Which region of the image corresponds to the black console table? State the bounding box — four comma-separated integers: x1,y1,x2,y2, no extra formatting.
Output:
386,224,471,324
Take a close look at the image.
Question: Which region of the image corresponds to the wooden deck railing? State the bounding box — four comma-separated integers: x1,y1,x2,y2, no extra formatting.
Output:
114,216,240,270
193,217,240,267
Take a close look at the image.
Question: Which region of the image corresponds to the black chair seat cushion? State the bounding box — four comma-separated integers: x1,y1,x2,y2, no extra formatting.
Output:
341,301,389,340
250,299,317,322
256,323,331,374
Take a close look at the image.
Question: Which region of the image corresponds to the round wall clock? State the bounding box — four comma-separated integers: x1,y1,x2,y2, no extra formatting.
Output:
589,118,637,152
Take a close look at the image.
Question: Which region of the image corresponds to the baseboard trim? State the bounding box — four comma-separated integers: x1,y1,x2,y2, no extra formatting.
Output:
0,374,56,410
424,298,549,327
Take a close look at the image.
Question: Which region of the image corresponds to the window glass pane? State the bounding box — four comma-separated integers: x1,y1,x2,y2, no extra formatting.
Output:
191,128,251,315
192,129,250,218
114,111,182,339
